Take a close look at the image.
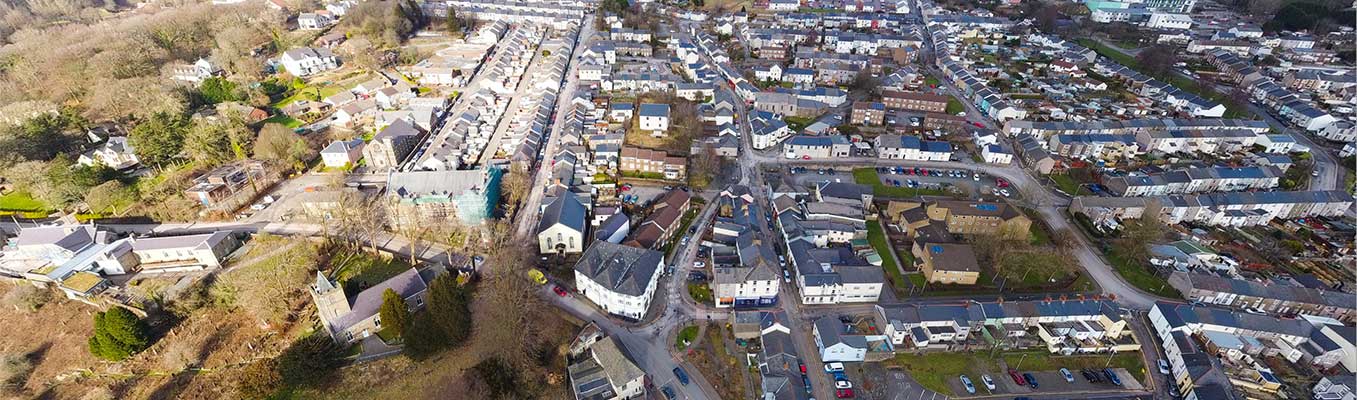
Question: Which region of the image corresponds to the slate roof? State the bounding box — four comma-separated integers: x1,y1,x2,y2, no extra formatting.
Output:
538,194,587,235
328,268,427,333
574,241,664,297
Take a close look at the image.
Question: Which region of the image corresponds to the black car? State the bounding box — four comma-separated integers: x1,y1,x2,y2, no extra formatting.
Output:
1022,373,1038,389
661,386,678,399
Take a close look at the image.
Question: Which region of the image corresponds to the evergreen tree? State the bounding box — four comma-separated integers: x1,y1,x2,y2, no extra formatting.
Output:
378,288,411,338
87,307,152,361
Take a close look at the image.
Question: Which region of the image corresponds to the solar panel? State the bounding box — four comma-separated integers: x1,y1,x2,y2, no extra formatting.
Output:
976,204,998,211
930,245,943,253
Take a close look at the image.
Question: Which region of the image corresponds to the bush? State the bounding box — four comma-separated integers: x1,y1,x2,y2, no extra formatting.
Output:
0,285,52,312
403,275,473,359
87,307,152,361
471,357,522,398
0,353,33,394
235,358,281,399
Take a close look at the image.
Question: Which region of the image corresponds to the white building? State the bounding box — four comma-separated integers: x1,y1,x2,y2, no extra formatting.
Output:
297,12,335,30
750,111,793,150
77,137,140,170
1146,13,1193,30
537,195,587,255
981,144,1013,164
573,241,664,321
813,317,870,362
638,103,670,136
320,139,365,168
279,47,339,77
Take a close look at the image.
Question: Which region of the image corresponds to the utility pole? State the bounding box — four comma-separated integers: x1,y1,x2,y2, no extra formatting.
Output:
1014,353,1028,370
1104,349,1118,368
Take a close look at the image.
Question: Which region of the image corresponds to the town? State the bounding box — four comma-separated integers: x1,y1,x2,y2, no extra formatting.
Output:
0,0,1351,398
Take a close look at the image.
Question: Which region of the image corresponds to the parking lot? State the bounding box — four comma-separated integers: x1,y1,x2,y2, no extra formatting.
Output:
943,367,1142,398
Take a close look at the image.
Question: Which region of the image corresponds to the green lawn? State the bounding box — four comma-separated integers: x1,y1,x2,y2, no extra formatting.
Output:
1049,174,1088,196
925,76,941,87
687,282,712,305
376,327,400,344
868,220,907,295
262,114,304,129
945,96,966,115
1106,248,1179,298
332,252,416,296
676,324,700,350
784,115,813,132
0,191,49,213
907,273,926,287
1028,224,1051,246
852,168,946,198
891,349,1149,396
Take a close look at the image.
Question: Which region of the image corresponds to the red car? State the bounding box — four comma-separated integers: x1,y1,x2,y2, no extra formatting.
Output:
996,178,1010,188
798,361,807,374
1008,368,1026,386
552,285,569,297
836,388,855,398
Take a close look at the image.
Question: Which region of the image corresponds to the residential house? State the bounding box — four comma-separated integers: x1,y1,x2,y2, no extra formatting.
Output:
874,134,952,161
912,242,981,285
783,135,850,160
1167,272,1355,323
620,146,685,180
77,137,139,170
881,90,949,113
279,47,339,77
320,139,365,168
638,103,670,136
567,333,647,400
624,189,691,249
574,240,665,320
850,102,886,125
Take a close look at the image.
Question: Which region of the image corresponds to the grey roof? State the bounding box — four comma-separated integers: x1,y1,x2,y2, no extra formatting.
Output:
574,241,664,297
330,267,427,332
130,231,231,252
638,103,670,117
387,169,488,198
814,316,868,348
537,194,587,235
373,119,421,141
595,212,630,242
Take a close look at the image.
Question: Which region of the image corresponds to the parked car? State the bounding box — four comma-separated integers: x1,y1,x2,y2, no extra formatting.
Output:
1158,359,1171,375
960,375,975,394
674,367,690,385
835,388,855,398
661,386,677,399
783,270,791,283
799,361,806,374
981,375,996,390
1082,369,1100,383
824,362,845,372
1060,368,1074,383
835,380,853,389
552,285,568,297
1008,369,1026,386
1103,368,1122,386
1023,373,1038,389
803,375,812,393
831,371,848,381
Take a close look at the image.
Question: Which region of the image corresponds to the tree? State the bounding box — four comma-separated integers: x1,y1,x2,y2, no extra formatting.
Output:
378,288,411,338
88,307,152,361
86,181,138,214
276,334,342,387
129,112,193,167
426,274,472,343
183,119,237,166
444,7,462,33
253,123,310,168
500,164,532,216
1135,45,1178,78
198,77,239,104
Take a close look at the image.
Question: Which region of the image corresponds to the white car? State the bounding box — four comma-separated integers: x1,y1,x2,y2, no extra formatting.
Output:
981,375,996,390
834,380,852,389
694,261,705,268
824,362,845,373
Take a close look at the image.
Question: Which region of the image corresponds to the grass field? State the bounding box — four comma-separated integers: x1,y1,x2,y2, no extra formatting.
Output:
1106,248,1180,298
0,191,49,212
262,114,304,128
676,324,699,350
1050,174,1090,196
852,168,947,198
332,252,415,297
946,96,966,114
868,220,908,295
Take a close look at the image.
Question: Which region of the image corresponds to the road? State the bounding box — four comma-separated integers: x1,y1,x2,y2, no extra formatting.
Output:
1247,103,1342,191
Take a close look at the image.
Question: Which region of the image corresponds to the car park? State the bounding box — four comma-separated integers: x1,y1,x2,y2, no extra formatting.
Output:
1060,368,1074,383
981,375,996,390
1023,373,1038,389
960,375,975,394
